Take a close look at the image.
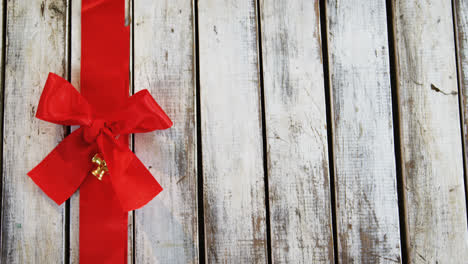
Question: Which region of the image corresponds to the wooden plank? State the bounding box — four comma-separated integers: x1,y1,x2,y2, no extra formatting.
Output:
326,1,402,263
69,0,80,262
455,0,468,201
393,1,468,262
69,1,134,263
0,7,3,260
198,0,267,262
1,0,68,263
259,0,333,263
126,1,134,263
133,0,199,263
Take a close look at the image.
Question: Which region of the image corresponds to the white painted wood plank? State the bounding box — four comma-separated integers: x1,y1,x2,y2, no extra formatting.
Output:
0,0,3,154
126,1,134,263
133,0,199,263
69,1,134,263
393,1,468,262
455,0,468,202
326,1,402,263
69,0,81,261
1,1,68,263
259,0,334,263
198,0,267,262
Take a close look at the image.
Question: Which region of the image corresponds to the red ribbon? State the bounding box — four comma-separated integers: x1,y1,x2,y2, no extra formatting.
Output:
27,0,171,263
28,72,172,210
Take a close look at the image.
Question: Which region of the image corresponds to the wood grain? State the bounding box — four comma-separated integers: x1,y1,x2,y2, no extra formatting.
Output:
393,1,468,262
133,0,199,263
69,0,80,261
1,0,68,263
259,0,333,263
455,0,468,202
69,1,134,263
126,1,134,262
198,0,268,262
326,0,402,262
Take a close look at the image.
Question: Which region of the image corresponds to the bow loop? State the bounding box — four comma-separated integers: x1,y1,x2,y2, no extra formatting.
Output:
106,89,173,135
36,73,93,126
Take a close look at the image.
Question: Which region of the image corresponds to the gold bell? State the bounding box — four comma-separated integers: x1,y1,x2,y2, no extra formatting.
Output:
91,153,108,181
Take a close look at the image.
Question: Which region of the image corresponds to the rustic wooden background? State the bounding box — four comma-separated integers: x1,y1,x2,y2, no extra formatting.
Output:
0,0,467,263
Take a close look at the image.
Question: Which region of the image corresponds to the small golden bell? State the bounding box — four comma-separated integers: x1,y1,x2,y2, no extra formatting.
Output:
92,154,103,166
91,153,108,181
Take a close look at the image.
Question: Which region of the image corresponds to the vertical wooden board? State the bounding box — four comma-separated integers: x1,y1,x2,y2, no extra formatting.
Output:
133,0,199,263
0,10,3,257
69,0,80,261
69,1,80,261
394,1,468,262
1,0,68,263
126,1,134,262
198,0,267,263
455,0,468,199
0,0,2,138
259,0,333,263
326,1,402,263
69,1,134,263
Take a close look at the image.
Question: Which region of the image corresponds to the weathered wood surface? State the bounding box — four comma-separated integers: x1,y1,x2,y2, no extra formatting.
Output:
2,0,468,263
70,0,81,93
69,1,134,263
1,0,68,263
326,0,402,263
133,0,199,263
259,0,334,263
198,0,268,262
69,0,81,262
393,1,468,262
455,0,468,200
126,1,134,262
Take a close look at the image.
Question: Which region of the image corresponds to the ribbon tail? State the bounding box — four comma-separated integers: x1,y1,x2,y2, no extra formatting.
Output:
28,127,96,205
97,132,163,212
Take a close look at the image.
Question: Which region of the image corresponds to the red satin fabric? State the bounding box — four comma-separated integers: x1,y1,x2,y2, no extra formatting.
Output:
29,73,171,209
27,1,172,263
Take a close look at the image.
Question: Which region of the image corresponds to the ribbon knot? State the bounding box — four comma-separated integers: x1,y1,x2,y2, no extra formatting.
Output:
27,73,173,211
83,119,108,143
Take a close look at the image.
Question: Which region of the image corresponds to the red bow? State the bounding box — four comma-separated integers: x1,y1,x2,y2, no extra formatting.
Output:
28,72,172,212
